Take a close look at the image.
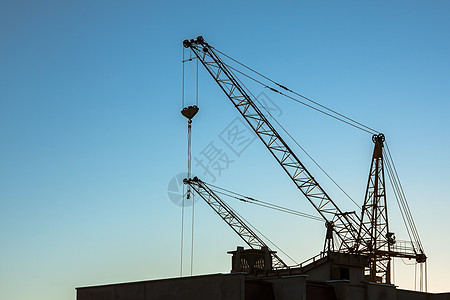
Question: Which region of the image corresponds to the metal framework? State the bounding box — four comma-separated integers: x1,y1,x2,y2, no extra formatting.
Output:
358,134,392,282
184,176,288,269
183,36,426,283
357,134,426,283
183,36,368,252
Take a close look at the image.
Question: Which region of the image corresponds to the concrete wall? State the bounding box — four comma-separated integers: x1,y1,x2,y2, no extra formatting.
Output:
327,281,365,300
305,262,331,282
77,273,245,300
303,260,365,286
366,283,396,300
267,276,307,300
349,266,365,284
268,276,341,300
429,294,450,300
396,289,428,300
77,272,450,300
397,289,450,300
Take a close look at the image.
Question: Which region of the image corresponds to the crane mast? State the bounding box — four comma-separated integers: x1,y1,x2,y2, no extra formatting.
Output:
358,134,426,283
359,133,392,282
184,176,288,269
183,36,368,252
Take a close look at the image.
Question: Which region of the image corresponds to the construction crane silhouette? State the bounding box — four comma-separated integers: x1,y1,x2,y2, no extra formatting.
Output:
182,36,426,284
184,176,289,269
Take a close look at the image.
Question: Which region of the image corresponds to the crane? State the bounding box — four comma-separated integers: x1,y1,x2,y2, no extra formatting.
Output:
184,176,289,269
182,36,368,253
182,36,426,285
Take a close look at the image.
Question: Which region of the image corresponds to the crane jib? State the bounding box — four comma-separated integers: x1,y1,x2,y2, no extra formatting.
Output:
184,177,289,269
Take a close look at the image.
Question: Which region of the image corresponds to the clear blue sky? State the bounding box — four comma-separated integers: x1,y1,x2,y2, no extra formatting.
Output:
1,1,449,299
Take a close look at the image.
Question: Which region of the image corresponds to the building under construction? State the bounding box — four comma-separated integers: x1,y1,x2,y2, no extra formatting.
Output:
77,37,449,299
77,248,449,299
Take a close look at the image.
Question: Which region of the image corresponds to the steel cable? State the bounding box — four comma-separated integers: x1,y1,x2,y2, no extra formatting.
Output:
222,62,377,135
205,182,323,222
212,46,379,135
383,146,424,254
384,144,424,251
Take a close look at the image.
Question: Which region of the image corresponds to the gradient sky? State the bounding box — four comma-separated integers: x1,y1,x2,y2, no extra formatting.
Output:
1,1,450,299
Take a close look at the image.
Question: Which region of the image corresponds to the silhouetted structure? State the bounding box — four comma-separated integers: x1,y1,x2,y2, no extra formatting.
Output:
76,248,450,300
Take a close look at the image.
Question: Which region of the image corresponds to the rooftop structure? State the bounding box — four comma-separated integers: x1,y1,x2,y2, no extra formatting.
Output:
76,248,450,300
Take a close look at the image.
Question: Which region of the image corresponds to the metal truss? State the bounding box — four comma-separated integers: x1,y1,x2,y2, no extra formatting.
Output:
357,134,423,283
184,177,288,269
358,134,391,282
183,36,369,252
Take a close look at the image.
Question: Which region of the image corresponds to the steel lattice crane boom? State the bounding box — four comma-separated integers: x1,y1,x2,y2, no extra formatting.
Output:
184,177,289,269
183,36,369,253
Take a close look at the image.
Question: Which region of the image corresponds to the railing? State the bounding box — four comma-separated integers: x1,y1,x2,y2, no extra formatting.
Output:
289,252,327,269
390,240,419,256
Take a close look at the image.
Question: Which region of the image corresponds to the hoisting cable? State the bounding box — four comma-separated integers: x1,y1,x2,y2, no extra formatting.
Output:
191,57,202,276
212,46,379,135
383,151,415,248
196,57,199,106
392,257,395,285
384,148,423,253
384,143,424,252
190,190,195,276
180,47,200,277
415,262,417,291
420,263,424,291
180,49,185,276
180,183,185,276
189,116,194,277
187,120,192,198
224,64,362,210
182,48,185,108
384,144,426,293
387,144,423,251
204,181,323,222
